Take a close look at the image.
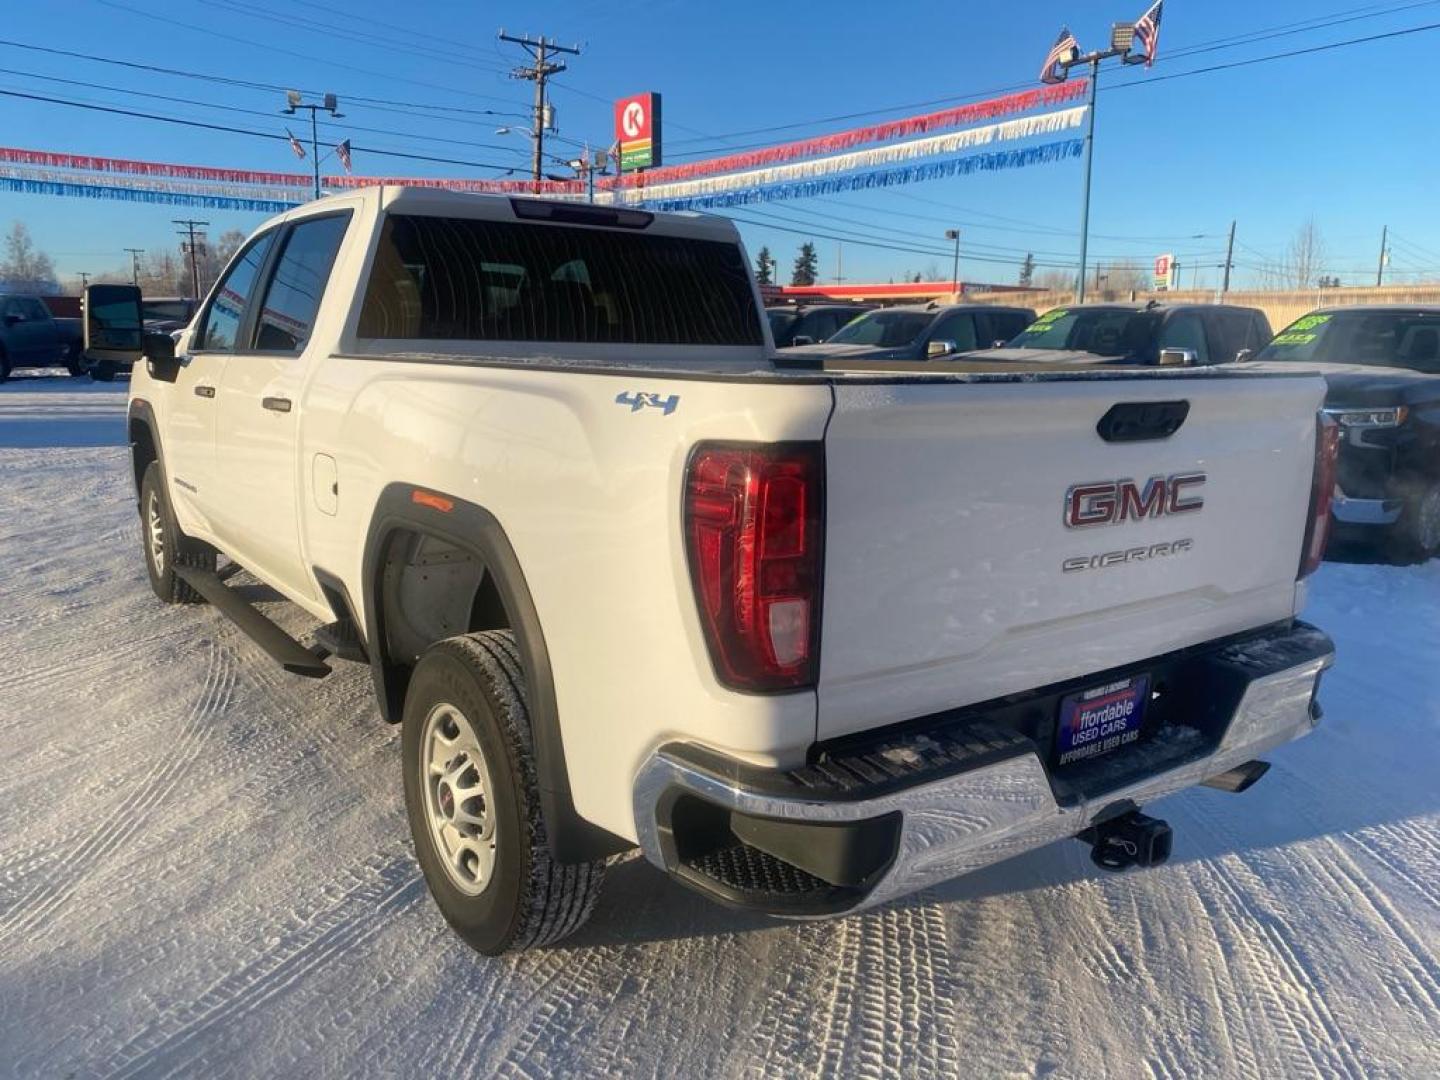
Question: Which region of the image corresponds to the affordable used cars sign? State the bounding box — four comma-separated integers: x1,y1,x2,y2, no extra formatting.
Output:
615,92,662,171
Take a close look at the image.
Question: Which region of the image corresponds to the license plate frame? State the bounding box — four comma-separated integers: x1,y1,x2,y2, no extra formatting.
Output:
1055,674,1150,768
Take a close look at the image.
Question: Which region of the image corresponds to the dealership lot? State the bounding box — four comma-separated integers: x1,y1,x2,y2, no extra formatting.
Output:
0,374,1437,1078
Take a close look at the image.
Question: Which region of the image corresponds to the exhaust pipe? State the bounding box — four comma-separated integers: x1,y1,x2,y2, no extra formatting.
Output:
1201,759,1270,794
1077,810,1173,871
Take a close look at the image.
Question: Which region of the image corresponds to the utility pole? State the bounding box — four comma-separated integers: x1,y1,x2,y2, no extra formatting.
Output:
1221,219,1236,295
78,272,90,289
1056,23,1147,303
124,248,144,286
282,90,343,200
836,243,844,285
173,218,209,300
945,229,961,296
1377,224,1388,287
499,31,581,190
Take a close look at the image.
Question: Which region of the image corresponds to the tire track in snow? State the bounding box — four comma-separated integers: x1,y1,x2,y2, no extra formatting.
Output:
0,637,235,948
97,851,423,1080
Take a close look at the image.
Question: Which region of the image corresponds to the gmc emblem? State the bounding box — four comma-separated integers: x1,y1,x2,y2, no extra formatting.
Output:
1064,473,1206,529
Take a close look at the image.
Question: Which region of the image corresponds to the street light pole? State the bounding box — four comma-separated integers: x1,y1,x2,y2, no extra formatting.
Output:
124,248,144,286
283,91,343,200
945,229,961,297
1059,23,1144,304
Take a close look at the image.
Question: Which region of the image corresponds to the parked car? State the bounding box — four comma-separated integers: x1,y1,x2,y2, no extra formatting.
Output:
979,302,1272,366
766,303,870,347
0,293,84,380
88,187,1334,955
781,302,1036,361
1253,306,1440,559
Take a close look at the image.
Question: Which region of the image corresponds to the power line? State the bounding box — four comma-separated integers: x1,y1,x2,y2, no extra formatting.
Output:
667,0,1440,156
0,87,530,173
0,39,531,123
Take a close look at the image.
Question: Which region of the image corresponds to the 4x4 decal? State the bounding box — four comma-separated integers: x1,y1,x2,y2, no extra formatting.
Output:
615,391,680,416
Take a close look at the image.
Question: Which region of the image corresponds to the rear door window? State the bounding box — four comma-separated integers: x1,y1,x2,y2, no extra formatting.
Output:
358,213,761,346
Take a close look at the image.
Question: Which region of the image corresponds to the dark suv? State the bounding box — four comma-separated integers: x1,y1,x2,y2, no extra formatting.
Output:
1255,306,1440,559
980,302,1272,366
779,303,1036,362
767,304,870,348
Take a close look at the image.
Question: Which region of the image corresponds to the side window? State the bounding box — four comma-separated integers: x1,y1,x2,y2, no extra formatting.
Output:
1159,312,1210,364
252,214,351,353
195,232,275,352
929,312,978,351
20,297,49,321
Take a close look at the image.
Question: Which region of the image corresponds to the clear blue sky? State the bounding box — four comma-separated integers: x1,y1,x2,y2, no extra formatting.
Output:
2,0,1438,289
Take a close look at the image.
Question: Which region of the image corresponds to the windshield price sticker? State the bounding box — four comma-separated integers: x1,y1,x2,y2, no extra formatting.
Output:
1272,331,1317,345
1024,309,1068,333
1289,314,1331,332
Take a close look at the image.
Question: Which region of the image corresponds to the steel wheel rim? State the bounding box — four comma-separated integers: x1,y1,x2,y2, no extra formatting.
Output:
420,701,498,896
146,490,166,575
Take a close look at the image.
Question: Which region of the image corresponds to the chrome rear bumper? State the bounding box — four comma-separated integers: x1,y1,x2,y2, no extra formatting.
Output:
633,625,1333,917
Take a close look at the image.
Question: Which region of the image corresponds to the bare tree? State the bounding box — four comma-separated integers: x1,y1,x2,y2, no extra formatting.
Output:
1105,260,1150,293
0,222,58,291
1278,218,1328,289
1035,269,1077,293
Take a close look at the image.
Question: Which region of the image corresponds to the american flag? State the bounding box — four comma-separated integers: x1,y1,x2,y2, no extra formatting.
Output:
335,138,352,174
1040,26,1080,84
286,129,306,160
1134,0,1163,67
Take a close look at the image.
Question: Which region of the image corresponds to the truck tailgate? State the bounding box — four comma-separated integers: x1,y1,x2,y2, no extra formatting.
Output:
817,372,1325,739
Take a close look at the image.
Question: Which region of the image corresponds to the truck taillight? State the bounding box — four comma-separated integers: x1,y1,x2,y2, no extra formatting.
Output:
684,443,823,692
1299,414,1340,579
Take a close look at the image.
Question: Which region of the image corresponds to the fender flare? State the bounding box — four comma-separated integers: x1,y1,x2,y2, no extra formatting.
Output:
361,482,629,863
126,398,163,501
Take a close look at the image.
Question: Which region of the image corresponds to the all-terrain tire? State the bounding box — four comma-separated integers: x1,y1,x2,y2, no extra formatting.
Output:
402,630,606,954
139,462,215,604
1389,480,1440,563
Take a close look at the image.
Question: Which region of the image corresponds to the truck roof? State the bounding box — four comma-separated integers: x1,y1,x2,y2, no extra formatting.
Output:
288,184,744,244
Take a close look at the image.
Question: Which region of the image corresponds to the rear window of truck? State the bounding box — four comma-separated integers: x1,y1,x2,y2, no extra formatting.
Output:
358,214,762,346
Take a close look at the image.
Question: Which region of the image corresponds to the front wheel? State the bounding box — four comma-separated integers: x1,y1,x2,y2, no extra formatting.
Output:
89,359,118,382
139,463,215,603
402,631,606,954
1391,481,1440,561
65,343,85,377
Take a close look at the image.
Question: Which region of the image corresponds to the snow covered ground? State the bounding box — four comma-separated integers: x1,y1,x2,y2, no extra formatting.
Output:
1,372,1437,1079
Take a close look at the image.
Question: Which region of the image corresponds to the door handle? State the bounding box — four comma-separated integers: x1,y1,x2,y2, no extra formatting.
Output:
194,384,215,399
262,396,293,413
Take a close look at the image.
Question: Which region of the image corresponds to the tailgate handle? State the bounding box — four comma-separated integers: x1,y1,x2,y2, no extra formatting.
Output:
1097,400,1190,443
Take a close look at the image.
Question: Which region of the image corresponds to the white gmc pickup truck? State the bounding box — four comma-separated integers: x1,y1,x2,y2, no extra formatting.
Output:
86,187,1337,955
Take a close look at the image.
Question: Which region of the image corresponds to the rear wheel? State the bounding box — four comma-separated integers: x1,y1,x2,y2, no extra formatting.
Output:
402,631,606,954
139,463,215,603
0,345,9,383
89,359,118,382
64,342,85,377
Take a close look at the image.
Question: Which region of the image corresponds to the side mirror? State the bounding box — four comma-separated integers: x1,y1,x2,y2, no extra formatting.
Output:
83,283,144,368
1158,347,1198,367
790,334,816,347
1234,348,1254,363
3,312,25,327
143,331,181,383
926,339,958,359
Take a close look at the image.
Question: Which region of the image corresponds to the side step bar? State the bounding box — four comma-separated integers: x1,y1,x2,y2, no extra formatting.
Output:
174,566,332,679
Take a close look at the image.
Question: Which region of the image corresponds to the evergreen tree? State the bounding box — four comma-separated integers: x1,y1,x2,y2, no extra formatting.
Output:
1019,253,1036,288
755,246,773,285
791,242,818,286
